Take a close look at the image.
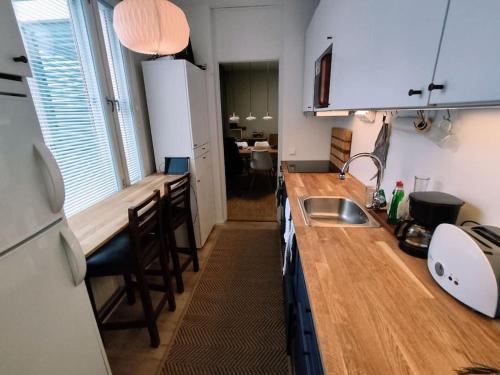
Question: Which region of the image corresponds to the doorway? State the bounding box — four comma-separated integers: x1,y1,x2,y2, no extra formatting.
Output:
219,61,279,222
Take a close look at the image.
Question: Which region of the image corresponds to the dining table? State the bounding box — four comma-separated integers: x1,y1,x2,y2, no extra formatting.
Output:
238,146,279,157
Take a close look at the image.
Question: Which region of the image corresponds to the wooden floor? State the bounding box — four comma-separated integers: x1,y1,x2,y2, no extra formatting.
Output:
101,222,280,375
227,174,277,222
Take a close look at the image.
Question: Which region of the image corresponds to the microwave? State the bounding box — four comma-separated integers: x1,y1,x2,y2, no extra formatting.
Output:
314,44,332,109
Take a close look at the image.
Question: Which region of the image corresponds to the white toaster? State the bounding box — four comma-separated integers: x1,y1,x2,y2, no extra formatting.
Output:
428,223,500,318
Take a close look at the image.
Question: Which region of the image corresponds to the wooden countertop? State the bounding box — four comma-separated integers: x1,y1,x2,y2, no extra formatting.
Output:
282,163,500,374
68,174,182,257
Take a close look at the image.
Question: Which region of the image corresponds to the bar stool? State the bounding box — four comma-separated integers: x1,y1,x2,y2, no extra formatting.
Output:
164,174,199,294
84,190,175,348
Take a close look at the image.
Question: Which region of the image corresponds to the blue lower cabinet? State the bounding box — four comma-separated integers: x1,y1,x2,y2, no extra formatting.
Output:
283,243,324,375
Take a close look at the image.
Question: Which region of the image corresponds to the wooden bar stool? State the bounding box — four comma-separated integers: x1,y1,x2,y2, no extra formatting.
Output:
84,190,175,348
164,173,199,294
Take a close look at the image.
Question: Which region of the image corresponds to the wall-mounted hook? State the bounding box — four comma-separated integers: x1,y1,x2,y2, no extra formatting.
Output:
414,110,432,132
444,109,451,121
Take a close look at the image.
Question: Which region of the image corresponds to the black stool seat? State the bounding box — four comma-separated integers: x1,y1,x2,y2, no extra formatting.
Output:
86,232,134,276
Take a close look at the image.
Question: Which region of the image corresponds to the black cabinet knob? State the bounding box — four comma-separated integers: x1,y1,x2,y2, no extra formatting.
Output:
428,83,445,91
13,55,28,63
408,89,422,96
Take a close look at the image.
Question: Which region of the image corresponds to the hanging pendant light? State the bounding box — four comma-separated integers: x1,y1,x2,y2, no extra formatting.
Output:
263,62,273,120
246,62,256,121
113,0,190,56
228,64,240,123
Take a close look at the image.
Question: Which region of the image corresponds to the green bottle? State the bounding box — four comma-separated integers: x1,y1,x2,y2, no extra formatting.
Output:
388,181,404,224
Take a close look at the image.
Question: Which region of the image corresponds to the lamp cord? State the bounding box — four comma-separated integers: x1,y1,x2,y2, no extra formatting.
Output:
248,62,252,113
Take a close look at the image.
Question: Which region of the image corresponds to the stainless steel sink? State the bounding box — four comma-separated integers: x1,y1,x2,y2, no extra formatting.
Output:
298,196,380,228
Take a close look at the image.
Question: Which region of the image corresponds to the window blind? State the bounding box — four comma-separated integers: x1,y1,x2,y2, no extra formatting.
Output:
98,2,143,184
13,0,120,216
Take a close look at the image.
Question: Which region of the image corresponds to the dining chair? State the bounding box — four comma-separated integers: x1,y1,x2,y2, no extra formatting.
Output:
249,150,274,193
163,174,199,294
254,141,270,148
268,133,278,147
84,190,175,348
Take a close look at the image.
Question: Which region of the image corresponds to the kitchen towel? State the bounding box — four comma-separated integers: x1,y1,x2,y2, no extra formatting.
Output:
373,116,392,168
283,199,295,275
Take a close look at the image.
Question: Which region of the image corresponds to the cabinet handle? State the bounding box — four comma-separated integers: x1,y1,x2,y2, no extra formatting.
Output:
428,83,445,91
34,142,65,213
13,55,28,63
327,36,333,40
60,227,86,286
408,89,422,96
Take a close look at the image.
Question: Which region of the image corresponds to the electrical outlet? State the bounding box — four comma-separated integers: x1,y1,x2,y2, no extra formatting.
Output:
289,147,296,156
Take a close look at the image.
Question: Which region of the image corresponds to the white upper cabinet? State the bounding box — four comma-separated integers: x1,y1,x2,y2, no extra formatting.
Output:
329,0,448,110
302,0,334,112
429,0,500,106
304,0,500,109
0,1,31,77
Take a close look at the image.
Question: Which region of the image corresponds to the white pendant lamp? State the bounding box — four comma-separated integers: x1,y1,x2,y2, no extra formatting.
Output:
229,113,240,123
246,62,256,121
263,62,273,120
113,0,190,56
228,64,240,123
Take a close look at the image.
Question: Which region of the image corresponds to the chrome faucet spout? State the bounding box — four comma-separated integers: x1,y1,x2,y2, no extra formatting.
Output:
339,153,385,209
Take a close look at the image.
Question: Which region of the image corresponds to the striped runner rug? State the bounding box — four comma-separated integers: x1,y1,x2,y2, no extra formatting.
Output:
160,227,288,374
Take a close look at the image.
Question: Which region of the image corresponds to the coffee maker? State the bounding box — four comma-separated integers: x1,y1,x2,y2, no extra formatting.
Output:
395,192,464,258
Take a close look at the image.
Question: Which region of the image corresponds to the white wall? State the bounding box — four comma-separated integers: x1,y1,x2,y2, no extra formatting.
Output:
332,109,500,226
213,6,282,62
279,0,335,161
128,51,155,174
171,0,335,222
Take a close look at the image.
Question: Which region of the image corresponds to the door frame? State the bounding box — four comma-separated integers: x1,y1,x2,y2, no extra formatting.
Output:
213,59,280,222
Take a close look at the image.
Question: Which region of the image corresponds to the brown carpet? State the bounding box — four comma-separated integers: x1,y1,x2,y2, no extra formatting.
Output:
160,228,288,374
227,193,277,222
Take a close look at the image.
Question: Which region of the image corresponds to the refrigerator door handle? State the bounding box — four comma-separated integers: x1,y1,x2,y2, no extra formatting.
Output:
60,227,87,286
34,142,65,213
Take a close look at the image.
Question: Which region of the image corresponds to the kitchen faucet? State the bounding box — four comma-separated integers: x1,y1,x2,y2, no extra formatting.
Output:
339,153,386,210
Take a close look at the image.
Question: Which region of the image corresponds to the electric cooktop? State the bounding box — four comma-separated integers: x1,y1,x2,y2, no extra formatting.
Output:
287,160,341,173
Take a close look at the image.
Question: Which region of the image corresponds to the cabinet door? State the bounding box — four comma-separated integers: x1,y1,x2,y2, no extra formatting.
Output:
186,64,209,149
0,1,31,77
303,0,335,112
0,94,64,254
0,222,110,374
194,152,215,247
429,1,500,106
330,0,448,110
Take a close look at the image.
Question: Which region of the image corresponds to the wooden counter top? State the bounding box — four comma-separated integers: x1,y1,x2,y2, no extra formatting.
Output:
68,174,182,257
282,163,500,374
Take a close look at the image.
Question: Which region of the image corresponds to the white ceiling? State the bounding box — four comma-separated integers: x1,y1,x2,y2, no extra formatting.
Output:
171,0,284,8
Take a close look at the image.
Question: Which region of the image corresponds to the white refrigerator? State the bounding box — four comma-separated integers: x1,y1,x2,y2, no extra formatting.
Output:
0,80,111,372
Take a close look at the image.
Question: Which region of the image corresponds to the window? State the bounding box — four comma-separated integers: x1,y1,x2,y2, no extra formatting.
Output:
97,1,142,184
13,0,143,216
